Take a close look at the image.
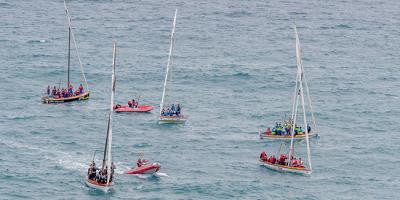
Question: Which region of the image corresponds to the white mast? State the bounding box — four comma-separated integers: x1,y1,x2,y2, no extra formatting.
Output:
107,43,116,184
160,9,178,116
63,0,89,91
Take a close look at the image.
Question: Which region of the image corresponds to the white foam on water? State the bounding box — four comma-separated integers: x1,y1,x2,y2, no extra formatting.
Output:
154,172,169,177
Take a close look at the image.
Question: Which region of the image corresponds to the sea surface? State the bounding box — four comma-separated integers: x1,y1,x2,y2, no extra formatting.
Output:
0,0,399,199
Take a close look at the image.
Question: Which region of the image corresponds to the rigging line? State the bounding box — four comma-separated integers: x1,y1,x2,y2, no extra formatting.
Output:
63,0,89,91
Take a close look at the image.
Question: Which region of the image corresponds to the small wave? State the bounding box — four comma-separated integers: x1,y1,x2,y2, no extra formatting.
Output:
335,24,352,29
27,39,46,44
232,72,250,79
225,10,252,18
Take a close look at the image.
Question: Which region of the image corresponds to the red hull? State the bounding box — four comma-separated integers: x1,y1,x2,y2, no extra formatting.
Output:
114,105,154,112
124,163,160,174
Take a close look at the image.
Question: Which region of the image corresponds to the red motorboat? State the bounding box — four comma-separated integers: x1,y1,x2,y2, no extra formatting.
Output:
124,162,161,175
114,105,154,113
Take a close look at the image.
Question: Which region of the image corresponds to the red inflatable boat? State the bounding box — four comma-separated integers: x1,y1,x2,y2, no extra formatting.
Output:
124,162,161,175
114,105,154,113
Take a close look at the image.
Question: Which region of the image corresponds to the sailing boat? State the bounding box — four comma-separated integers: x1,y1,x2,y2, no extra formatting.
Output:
259,26,317,141
42,0,90,104
85,43,117,191
158,9,187,124
259,26,313,174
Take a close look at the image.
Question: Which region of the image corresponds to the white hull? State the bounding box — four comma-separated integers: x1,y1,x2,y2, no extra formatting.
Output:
260,161,311,175
158,116,186,124
85,178,113,192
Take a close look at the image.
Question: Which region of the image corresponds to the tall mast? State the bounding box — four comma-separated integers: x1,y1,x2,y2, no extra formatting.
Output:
102,43,116,180
294,26,312,171
288,25,303,166
67,27,71,88
160,9,178,116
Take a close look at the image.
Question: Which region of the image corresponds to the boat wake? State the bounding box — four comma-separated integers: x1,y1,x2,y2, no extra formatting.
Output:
2,140,87,172
154,172,169,177
133,172,169,179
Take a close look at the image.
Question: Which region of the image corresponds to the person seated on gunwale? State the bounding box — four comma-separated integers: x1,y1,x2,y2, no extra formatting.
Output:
292,158,299,167
47,85,50,95
171,104,175,112
260,151,268,161
265,127,271,135
269,155,277,164
298,158,303,167
279,154,287,165
75,89,80,96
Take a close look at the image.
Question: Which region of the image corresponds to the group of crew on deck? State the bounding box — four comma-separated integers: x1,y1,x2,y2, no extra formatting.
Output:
127,99,138,108
47,84,84,99
161,104,181,117
264,121,311,136
87,161,115,184
260,151,304,167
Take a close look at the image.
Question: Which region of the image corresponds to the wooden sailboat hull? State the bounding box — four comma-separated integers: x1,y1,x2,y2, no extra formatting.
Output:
42,91,90,104
158,115,186,124
259,130,317,141
85,178,113,192
259,160,311,174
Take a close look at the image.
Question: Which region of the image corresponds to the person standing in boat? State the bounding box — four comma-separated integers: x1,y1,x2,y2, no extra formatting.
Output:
131,99,137,108
128,100,133,108
79,84,84,94
47,85,50,96
176,104,181,116
87,161,98,180
52,86,57,96
68,84,73,96
171,104,175,114
260,151,268,161
137,158,143,167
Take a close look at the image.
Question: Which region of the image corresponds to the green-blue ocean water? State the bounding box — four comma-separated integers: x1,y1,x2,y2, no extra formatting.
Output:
0,0,399,199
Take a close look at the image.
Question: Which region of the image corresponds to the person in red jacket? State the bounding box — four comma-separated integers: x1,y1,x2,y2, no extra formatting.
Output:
265,128,271,135
260,151,268,161
271,155,276,164
128,100,133,108
279,154,287,165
